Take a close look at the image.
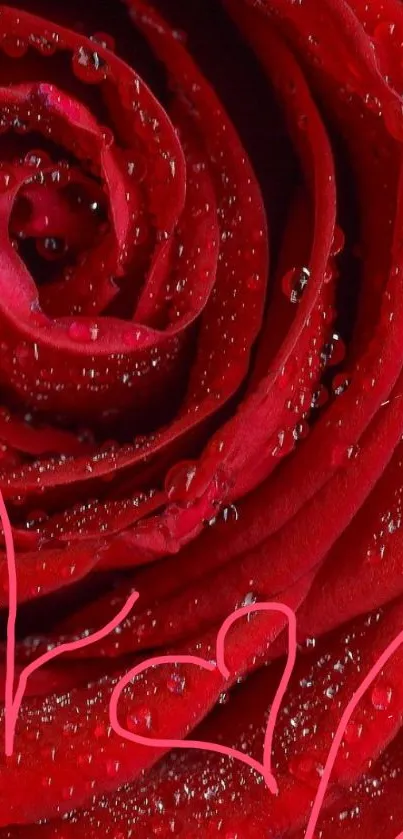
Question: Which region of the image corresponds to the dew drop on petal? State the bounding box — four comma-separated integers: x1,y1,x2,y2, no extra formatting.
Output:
221,504,239,523
282,266,311,304
241,591,258,608
106,759,120,777
36,237,66,261
101,127,114,148
93,723,105,739
277,366,291,391
330,442,358,468
126,705,153,733
288,754,322,784
28,32,58,56
246,272,261,291
91,31,116,52
371,681,393,711
321,332,346,367
24,149,52,169
15,342,31,364
331,226,345,256
365,544,385,566
311,384,329,409
123,328,142,348
166,671,186,696
332,373,351,397
1,35,27,58
293,420,310,441
165,461,198,501
271,428,295,458
0,169,15,192
68,322,99,343
72,46,108,84
344,718,363,745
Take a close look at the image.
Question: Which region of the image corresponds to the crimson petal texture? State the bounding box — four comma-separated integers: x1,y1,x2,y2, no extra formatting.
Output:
0,0,403,835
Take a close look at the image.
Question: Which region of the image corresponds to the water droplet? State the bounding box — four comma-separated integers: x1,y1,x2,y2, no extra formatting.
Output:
311,384,329,409
30,301,48,325
344,718,363,745
293,420,310,441
15,119,30,137
1,35,27,58
15,342,31,364
36,237,66,261
332,373,351,397
93,723,105,739
123,328,142,348
0,169,15,192
106,759,120,777
371,681,393,711
271,428,295,458
222,504,239,523
372,19,395,68
241,591,258,607
101,127,114,148
24,149,52,169
277,359,297,391
321,333,346,367
68,322,99,343
166,671,186,696
127,153,148,183
246,272,261,291
91,32,116,52
331,226,345,256
289,754,323,784
365,544,385,566
282,266,311,304
126,705,153,732
330,442,357,468
28,32,58,56
72,47,108,84
25,509,48,530
373,21,395,42
76,752,93,768
363,93,382,115
119,77,142,111
165,461,198,501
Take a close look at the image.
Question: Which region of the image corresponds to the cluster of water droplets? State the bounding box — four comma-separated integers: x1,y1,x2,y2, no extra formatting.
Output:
364,462,403,566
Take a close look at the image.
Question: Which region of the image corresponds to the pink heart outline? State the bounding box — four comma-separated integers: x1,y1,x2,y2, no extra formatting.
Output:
3,486,403,839
109,600,297,795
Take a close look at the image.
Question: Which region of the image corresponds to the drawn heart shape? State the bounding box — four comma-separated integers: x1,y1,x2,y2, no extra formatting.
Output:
1,485,297,797
4,481,403,839
109,595,403,839
109,600,298,796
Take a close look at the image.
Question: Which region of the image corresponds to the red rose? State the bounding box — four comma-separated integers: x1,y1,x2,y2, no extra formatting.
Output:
0,0,403,835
